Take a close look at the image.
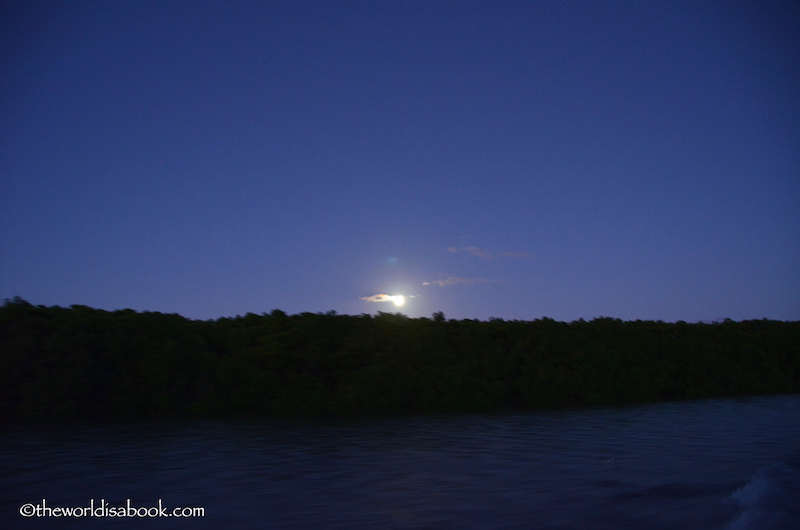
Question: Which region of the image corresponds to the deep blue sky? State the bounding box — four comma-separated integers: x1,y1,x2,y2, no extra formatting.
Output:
2,1,798,322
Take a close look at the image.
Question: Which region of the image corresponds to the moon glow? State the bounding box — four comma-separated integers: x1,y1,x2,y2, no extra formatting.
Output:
391,295,405,307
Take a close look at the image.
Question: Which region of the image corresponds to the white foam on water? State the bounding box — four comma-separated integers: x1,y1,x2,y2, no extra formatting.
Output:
727,459,800,530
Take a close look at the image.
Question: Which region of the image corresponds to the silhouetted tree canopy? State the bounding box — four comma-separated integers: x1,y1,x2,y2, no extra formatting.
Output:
1,298,798,421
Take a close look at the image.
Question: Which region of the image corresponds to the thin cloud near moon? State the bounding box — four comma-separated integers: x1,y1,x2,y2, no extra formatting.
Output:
360,294,408,306
422,277,502,287
446,246,530,259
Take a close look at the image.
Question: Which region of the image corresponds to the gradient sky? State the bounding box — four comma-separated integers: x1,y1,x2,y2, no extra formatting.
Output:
1,0,798,322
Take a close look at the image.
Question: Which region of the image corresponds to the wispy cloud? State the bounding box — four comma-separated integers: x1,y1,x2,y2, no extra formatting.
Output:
499,251,532,258
422,276,502,287
446,246,530,260
360,293,414,304
360,293,395,303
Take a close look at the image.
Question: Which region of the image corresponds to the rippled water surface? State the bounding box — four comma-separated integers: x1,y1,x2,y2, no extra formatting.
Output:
3,395,800,529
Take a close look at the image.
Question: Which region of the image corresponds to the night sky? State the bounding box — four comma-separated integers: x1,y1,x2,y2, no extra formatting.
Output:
1,1,798,322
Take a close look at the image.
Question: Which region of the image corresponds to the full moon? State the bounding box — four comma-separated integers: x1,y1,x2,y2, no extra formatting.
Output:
391,295,405,307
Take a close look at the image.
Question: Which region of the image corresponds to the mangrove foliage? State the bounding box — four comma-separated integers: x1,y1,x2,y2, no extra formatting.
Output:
1,297,799,421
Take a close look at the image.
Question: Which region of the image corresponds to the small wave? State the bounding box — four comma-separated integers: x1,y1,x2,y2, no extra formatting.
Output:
726,457,800,530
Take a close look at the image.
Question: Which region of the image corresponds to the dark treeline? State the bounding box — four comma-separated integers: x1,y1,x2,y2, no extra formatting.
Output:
1,297,799,422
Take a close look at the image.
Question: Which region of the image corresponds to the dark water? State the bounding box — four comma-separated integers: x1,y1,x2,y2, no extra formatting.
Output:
2,395,799,529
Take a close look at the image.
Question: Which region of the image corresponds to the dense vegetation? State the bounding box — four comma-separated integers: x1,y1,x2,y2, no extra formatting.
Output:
1,297,799,422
